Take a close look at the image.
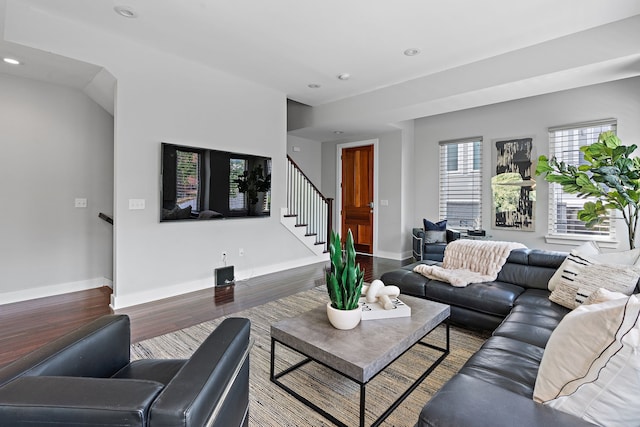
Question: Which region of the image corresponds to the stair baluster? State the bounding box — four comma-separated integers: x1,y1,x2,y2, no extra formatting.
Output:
286,155,333,252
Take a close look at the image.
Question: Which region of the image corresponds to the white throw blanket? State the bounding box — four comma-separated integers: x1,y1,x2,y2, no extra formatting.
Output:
413,240,526,287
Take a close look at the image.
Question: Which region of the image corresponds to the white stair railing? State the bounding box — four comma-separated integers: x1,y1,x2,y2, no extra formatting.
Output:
286,155,333,252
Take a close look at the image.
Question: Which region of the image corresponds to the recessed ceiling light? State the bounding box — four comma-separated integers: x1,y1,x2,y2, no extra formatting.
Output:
308,83,321,89
337,73,351,81
3,57,21,65
114,6,138,18
334,131,344,135
404,48,421,57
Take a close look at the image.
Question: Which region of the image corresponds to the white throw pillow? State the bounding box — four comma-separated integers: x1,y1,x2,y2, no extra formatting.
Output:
601,248,640,265
533,295,640,426
574,240,601,255
548,258,639,309
547,241,640,291
583,287,629,305
547,241,600,291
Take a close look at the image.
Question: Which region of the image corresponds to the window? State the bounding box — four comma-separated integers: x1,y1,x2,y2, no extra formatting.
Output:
547,119,617,239
446,144,458,171
229,158,248,211
439,137,483,229
263,160,272,211
176,149,201,211
473,141,481,171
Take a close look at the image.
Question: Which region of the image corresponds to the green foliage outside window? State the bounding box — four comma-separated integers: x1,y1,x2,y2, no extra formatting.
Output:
536,131,640,249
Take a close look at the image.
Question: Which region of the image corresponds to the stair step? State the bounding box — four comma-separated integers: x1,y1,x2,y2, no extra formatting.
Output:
314,241,326,246
295,223,307,228
305,233,317,237
284,214,297,218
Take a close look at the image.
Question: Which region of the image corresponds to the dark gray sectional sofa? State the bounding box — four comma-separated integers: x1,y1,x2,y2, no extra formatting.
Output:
380,248,598,427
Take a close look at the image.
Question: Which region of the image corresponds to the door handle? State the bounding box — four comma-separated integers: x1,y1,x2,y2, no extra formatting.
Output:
369,201,374,209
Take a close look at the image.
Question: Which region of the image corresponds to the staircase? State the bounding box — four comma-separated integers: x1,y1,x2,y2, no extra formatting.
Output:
281,156,333,256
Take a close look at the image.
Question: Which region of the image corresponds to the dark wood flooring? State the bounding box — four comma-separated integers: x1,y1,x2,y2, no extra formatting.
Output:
0,255,410,368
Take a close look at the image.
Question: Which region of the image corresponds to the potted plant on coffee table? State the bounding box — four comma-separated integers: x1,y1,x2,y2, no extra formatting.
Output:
326,229,365,330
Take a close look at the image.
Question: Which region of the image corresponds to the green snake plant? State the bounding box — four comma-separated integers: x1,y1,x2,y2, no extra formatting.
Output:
326,229,364,310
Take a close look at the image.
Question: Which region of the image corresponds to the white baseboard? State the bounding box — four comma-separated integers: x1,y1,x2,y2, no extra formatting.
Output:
110,277,213,310
374,250,412,261
110,254,328,310
1,277,112,305
234,254,328,281
401,250,414,260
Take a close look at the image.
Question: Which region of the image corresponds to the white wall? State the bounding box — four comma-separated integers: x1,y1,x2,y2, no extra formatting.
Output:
0,73,114,303
376,132,404,258
4,5,319,309
398,121,416,258
286,135,322,188
414,77,640,251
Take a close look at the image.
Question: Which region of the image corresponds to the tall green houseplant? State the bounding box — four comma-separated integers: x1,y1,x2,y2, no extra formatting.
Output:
535,131,640,249
326,229,364,310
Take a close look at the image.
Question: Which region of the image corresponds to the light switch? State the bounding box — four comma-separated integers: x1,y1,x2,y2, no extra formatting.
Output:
293,146,301,152
75,198,88,208
380,200,389,206
129,199,146,210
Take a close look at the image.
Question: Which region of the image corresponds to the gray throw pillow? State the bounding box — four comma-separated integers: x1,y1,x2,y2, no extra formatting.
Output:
425,230,446,244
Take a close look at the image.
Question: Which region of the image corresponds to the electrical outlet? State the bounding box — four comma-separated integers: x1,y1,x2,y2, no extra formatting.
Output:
239,248,245,257
75,198,88,208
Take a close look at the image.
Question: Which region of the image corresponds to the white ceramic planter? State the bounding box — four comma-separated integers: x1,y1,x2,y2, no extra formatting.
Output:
326,302,362,330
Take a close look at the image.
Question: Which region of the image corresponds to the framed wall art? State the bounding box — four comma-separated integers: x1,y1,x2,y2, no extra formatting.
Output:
492,137,535,231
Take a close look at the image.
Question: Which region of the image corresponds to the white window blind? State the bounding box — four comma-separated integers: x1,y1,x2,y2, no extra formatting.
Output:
176,149,200,211
229,158,248,211
263,160,272,212
439,137,483,229
547,119,617,238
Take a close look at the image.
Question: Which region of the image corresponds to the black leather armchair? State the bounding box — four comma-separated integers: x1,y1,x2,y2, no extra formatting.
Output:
0,314,252,427
412,227,461,262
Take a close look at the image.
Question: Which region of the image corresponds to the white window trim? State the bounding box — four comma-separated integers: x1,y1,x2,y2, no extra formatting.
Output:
439,136,483,230
544,233,619,249
544,118,619,247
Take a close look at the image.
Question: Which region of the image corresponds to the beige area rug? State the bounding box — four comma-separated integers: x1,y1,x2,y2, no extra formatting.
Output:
131,287,488,427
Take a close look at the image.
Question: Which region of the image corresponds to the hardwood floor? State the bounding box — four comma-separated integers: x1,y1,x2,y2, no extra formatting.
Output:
0,286,113,368
0,255,410,368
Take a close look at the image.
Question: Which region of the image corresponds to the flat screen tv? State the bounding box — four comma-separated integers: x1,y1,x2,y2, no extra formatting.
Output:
160,142,271,222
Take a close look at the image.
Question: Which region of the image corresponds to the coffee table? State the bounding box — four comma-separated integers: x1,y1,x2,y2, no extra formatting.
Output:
270,295,450,427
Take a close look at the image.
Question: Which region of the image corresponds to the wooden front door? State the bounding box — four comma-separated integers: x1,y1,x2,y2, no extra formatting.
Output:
341,144,374,254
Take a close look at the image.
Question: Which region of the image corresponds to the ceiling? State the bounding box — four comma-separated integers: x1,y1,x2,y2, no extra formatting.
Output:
1,0,640,139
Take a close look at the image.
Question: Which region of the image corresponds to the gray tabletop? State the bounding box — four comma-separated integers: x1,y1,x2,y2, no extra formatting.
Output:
271,295,450,383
